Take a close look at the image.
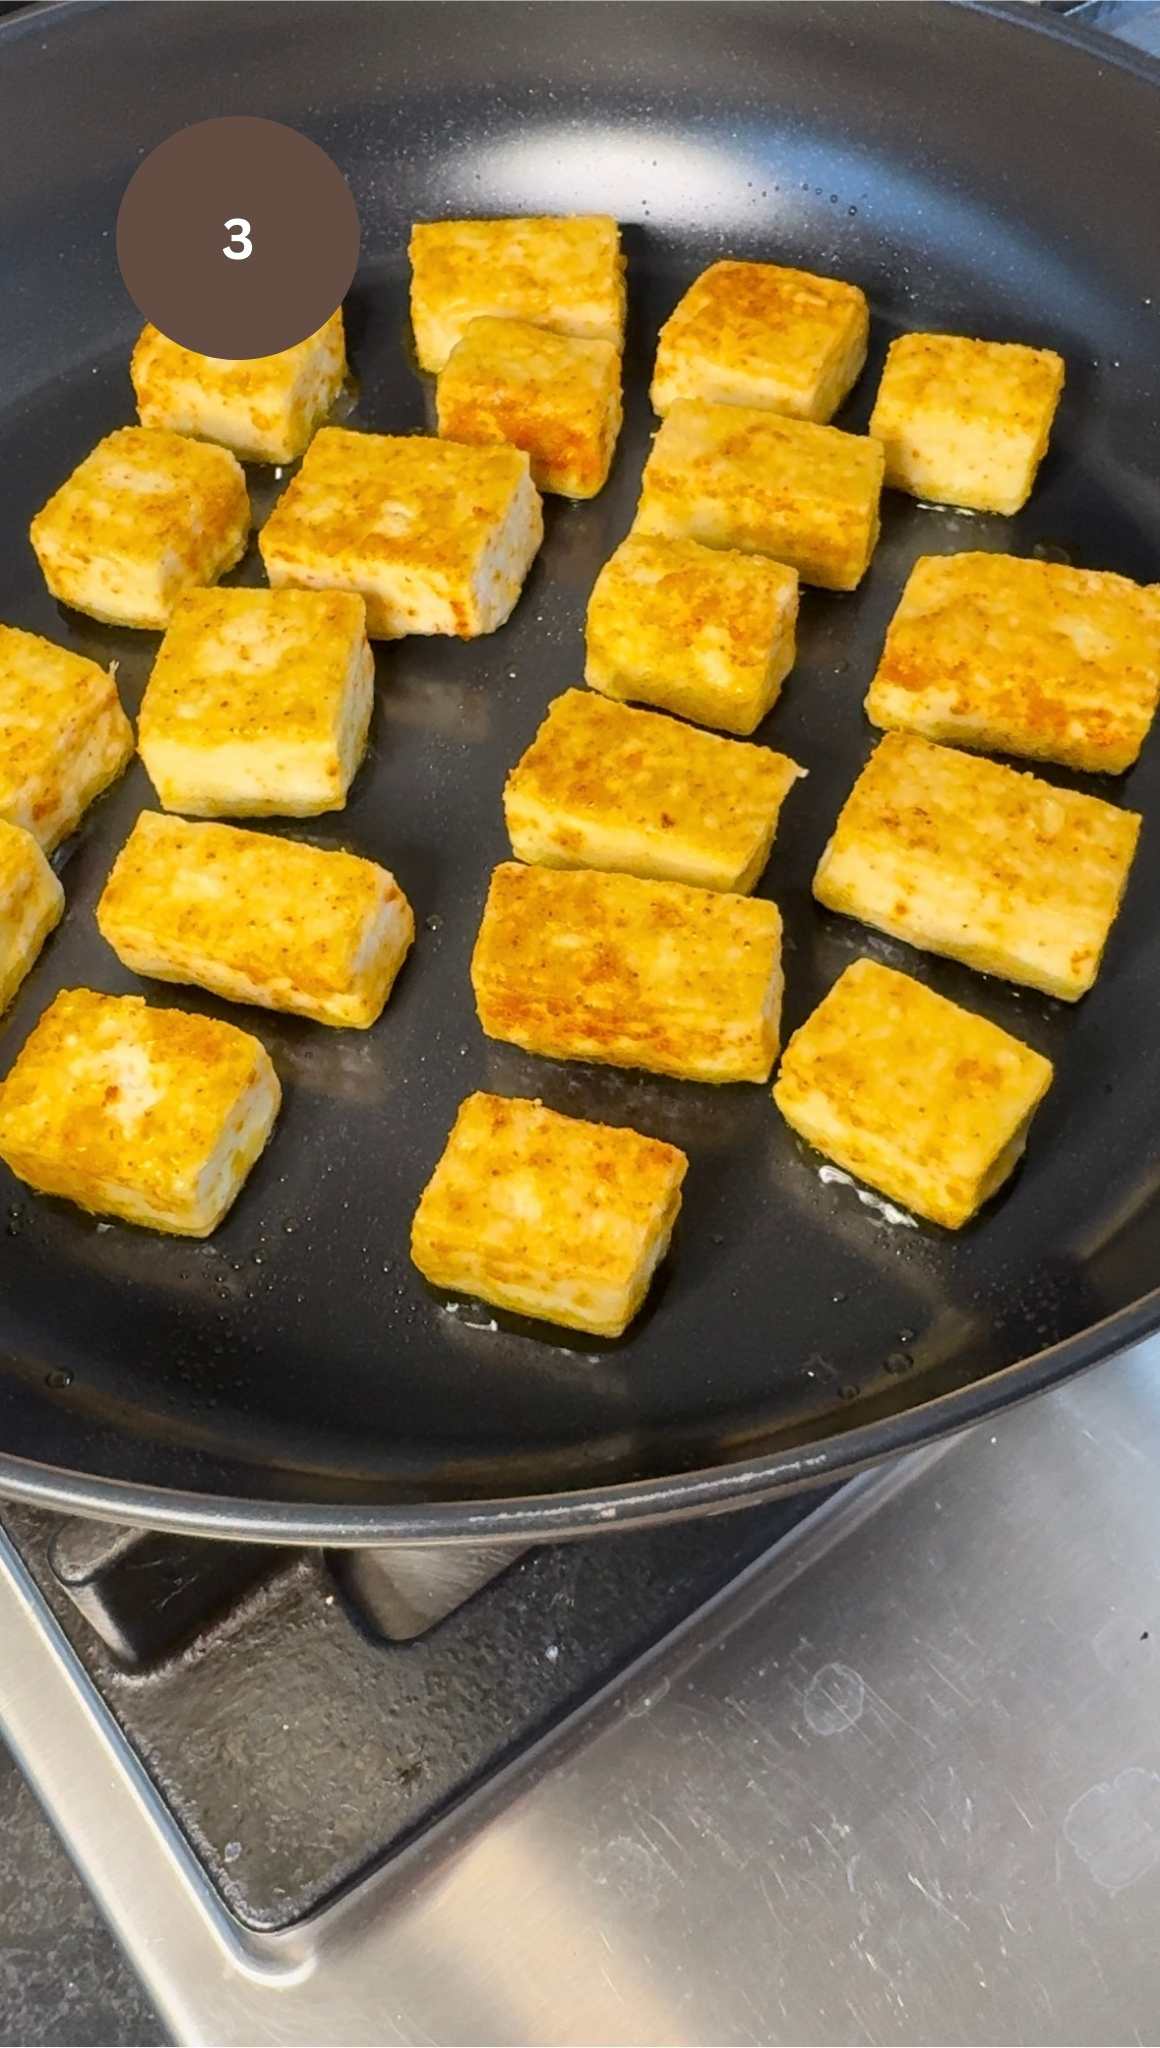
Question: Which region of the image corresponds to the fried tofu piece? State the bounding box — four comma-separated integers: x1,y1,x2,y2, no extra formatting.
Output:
97,812,414,1029
0,821,64,1013
634,399,883,591
504,689,803,892
866,551,1160,775
137,588,372,819
773,959,1053,1230
130,312,347,465
651,259,869,423
869,332,1065,514
411,1092,686,1337
472,861,783,1083
0,988,280,1236
409,215,626,373
437,316,622,498
258,427,542,638
814,732,1140,1001
585,533,798,736
29,428,249,629
0,625,134,850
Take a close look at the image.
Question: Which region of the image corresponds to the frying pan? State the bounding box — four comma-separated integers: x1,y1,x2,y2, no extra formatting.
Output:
0,0,1157,1545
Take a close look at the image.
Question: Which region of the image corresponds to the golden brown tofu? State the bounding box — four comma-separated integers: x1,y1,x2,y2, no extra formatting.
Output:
0,625,134,850
258,426,543,638
137,588,373,818
409,215,626,372
585,533,798,735
0,989,280,1236
131,312,347,465
504,689,803,892
869,332,1065,514
29,428,250,629
411,1092,687,1337
0,820,63,1014
814,732,1140,1001
437,316,622,498
634,399,883,590
651,259,869,422
97,812,414,1029
773,959,1054,1230
867,551,1160,775
471,861,783,1083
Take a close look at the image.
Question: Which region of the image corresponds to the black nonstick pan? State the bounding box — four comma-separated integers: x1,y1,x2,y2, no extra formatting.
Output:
0,0,1157,1544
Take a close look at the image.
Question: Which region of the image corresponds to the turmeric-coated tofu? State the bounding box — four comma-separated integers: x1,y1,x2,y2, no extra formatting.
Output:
0,989,280,1236
813,732,1140,1001
773,959,1054,1230
137,588,372,818
0,625,134,850
866,552,1160,775
471,862,783,1083
30,428,250,629
585,533,798,735
409,215,626,373
0,821,63,1014
634,399,883,591
411,1092,687,1338
131,312,347,465
868,332,1065,514
258,427,543,638
437,316,622,498
651,259,869,422
504,689,803,892
97,812,414,1029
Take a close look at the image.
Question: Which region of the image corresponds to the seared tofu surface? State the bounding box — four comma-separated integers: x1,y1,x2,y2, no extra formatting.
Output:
471,861,784,1083
437,316,622,498
0,625,133,849
504,688,804,891
131,312,347,465
97,812,414,1029
411,1091,687,1337
0,988,280,1236
814,732,1141,1001
259,426,543,638
867,551,1160,774
773,958,1054,1229
409,215,626,372
30,427,250,629
634,398,883,590
0,819,64,1014
869,332,1065,514
651,259,868,422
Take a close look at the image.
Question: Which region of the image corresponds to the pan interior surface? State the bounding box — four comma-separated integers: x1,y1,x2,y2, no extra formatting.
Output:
0,1,1158,1531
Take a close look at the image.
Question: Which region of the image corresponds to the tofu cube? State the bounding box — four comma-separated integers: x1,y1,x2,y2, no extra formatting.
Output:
0,625,134,849
868,332,1065,514
437,316,622,499
773,959,1054,1230
471,861,783,1083
97,812,414,1029
866,551,1160,775
30,427,250,629
634,399,883,591
585,533,798,735
813,732,1140,1001
411,1091,687,1338
0,988,280,1236
130,311,347,465
504,689,803,892
651,259,869,422
137,588,372,819
258,427,543,639
409,215,626,373
0,820,64,1013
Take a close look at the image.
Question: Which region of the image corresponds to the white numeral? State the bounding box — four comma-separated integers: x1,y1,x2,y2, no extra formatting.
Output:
222,217,253,262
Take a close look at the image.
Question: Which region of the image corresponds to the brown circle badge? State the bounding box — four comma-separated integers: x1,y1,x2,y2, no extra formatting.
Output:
116,116,360,359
